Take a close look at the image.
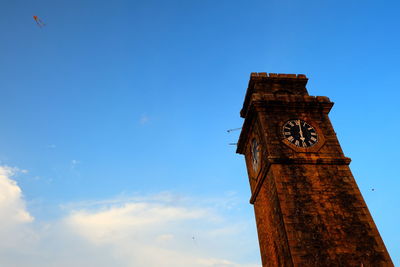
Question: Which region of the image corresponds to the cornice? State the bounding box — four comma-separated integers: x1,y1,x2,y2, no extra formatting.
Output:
249,156,352,204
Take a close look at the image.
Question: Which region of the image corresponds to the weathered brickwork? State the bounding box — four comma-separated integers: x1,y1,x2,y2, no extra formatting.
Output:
254,170,293,266
237,73,393,266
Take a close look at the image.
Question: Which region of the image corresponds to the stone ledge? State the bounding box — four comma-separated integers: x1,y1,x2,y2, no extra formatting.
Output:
250,72,307,79
249,157,352,204
267,156,351,165
252,93,331,104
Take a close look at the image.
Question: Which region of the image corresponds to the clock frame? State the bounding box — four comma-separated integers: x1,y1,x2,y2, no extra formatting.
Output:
280,118,326,153
282,119,318,148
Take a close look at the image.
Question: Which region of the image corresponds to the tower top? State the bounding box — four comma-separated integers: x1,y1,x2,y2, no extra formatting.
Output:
240,73,309,118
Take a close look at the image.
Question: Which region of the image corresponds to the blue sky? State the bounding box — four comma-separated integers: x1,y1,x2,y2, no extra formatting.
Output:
0,0,399,265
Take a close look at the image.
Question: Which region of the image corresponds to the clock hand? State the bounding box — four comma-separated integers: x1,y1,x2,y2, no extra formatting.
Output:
297,120,305,141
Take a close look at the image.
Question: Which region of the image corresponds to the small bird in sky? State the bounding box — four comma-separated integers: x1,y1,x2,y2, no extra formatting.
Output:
33,15,46,28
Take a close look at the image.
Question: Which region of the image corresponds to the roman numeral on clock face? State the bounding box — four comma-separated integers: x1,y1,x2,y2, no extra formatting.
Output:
282,119,319,148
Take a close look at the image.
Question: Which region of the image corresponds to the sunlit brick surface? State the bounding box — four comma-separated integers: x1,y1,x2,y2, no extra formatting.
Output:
237,73,393,266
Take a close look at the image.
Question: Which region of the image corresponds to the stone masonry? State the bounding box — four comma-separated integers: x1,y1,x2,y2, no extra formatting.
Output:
236,73,393,266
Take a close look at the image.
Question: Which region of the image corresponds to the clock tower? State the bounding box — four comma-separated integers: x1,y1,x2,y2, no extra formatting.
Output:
236,73,393,266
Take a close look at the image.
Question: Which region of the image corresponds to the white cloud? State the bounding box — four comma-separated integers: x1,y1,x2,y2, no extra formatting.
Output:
139,114,150,124
0,166,260,267
70,160,81,176
0,166,36,260
0,166,33,226
70,159,80,168
62,196,259,267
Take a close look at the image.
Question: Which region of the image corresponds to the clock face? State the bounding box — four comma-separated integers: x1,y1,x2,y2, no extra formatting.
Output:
282,120,318,148
251,138,260,172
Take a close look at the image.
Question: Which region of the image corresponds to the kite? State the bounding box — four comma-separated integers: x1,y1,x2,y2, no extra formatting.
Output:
33,15,45,28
